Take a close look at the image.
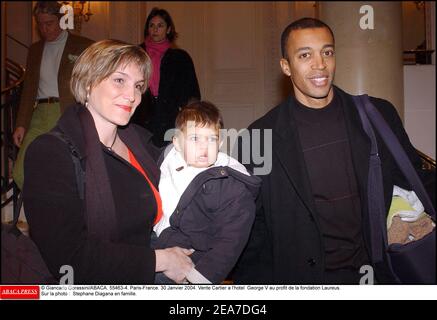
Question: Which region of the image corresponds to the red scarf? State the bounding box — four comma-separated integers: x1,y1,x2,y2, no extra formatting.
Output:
144,36,171,97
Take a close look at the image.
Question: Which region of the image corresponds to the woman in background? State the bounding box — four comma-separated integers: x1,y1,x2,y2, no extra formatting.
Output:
131,7,201,147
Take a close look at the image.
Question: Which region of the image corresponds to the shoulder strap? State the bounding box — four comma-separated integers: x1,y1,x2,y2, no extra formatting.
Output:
351,95,387,264
359,94,435,219
352,94,436,272
46,130,85,200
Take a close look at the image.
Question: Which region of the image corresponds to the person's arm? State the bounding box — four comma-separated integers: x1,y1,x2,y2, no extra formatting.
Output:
230,194,273,284
230,127,273,284
179,51,201,104
15,44,38,132
187,182,257,284
23,135,156,284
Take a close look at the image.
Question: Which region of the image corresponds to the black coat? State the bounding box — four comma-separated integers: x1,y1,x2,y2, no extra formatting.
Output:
232,86,426,284
154,165,261,283
23,104,161,284
131,47,201,147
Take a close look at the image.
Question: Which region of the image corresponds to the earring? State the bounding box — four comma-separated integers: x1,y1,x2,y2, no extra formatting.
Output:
85,92,90,107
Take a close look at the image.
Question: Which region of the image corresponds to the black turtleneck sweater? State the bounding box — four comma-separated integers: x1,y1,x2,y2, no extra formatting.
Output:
292,93,369,271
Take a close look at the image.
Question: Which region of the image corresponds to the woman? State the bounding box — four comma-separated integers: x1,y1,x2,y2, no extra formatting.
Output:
23,40,194,284
131,7,201,147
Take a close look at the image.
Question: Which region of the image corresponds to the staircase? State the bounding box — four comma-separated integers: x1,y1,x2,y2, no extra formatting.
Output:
1,58,25,224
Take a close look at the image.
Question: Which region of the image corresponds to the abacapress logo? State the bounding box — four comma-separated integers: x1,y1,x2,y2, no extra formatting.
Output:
0,286,40,300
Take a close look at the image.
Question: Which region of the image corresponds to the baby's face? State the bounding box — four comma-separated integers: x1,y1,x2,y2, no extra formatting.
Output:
174,123,220,168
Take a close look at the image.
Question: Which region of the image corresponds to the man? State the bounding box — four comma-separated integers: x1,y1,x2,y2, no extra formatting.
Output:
232,18,428,284
12,1,93,189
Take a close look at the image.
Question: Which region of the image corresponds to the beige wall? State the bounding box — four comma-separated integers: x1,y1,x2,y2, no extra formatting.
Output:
3,1,434,158
5,1,32,67
140,2,296,130
2,1,6,90
320,2,405,118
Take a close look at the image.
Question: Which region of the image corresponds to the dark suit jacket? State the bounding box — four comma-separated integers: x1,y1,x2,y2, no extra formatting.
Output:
16,32,94,130
232,86,425,284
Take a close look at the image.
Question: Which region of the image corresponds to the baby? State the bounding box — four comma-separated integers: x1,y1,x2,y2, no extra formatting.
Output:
152,101,261,284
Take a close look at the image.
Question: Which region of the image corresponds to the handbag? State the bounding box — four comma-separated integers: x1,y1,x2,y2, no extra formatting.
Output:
1,194,57,284
352,94,436,284
1,130,84,284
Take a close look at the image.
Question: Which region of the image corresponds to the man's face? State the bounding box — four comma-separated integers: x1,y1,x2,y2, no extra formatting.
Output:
36,13,62,42
280,27,335,108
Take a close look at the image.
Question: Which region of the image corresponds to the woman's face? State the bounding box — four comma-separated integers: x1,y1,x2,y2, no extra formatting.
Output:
87,62,145,128
148,15,170,43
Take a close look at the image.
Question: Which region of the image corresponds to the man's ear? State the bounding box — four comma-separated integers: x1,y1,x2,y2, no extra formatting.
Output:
280,58,292,77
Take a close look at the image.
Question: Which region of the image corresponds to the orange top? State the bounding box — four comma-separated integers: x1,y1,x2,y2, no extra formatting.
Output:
127,148,162,226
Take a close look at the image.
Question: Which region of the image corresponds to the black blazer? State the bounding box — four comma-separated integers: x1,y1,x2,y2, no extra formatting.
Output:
232,86,425,284
23,104,161,284
132,47,201,147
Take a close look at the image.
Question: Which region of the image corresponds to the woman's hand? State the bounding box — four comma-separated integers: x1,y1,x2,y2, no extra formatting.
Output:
155,247,194,283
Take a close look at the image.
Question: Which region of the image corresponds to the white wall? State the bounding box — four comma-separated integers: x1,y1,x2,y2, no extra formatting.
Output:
403,65,436,159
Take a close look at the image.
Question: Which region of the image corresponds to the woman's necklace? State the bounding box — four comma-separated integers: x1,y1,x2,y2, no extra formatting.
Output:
106,133,118,152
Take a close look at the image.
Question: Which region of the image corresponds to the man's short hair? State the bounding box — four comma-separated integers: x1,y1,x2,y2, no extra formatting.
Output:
70,39,152,105
176,101,224,133
33,1,63,19
281,17,335,60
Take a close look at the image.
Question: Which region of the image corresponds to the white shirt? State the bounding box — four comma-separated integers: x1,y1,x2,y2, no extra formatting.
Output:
154,145,250,236
37,30,68,99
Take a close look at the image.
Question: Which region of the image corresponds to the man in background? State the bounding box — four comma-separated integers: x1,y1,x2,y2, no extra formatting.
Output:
12,1,93,189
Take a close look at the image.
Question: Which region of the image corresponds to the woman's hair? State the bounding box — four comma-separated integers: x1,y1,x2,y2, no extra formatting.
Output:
33,1,63,19
176,100,224,133
70,39,152,105
143,7,178,42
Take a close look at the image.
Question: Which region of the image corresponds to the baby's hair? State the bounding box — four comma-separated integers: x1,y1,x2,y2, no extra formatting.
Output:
175,100,224,132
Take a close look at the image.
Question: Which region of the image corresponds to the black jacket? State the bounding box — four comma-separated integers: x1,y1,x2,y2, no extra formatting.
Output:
131,47,201,147
154,165,261,283
23,104,160,284
232,86,426,284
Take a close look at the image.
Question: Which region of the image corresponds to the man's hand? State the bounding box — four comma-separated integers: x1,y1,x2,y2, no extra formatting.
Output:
13,127,26,147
